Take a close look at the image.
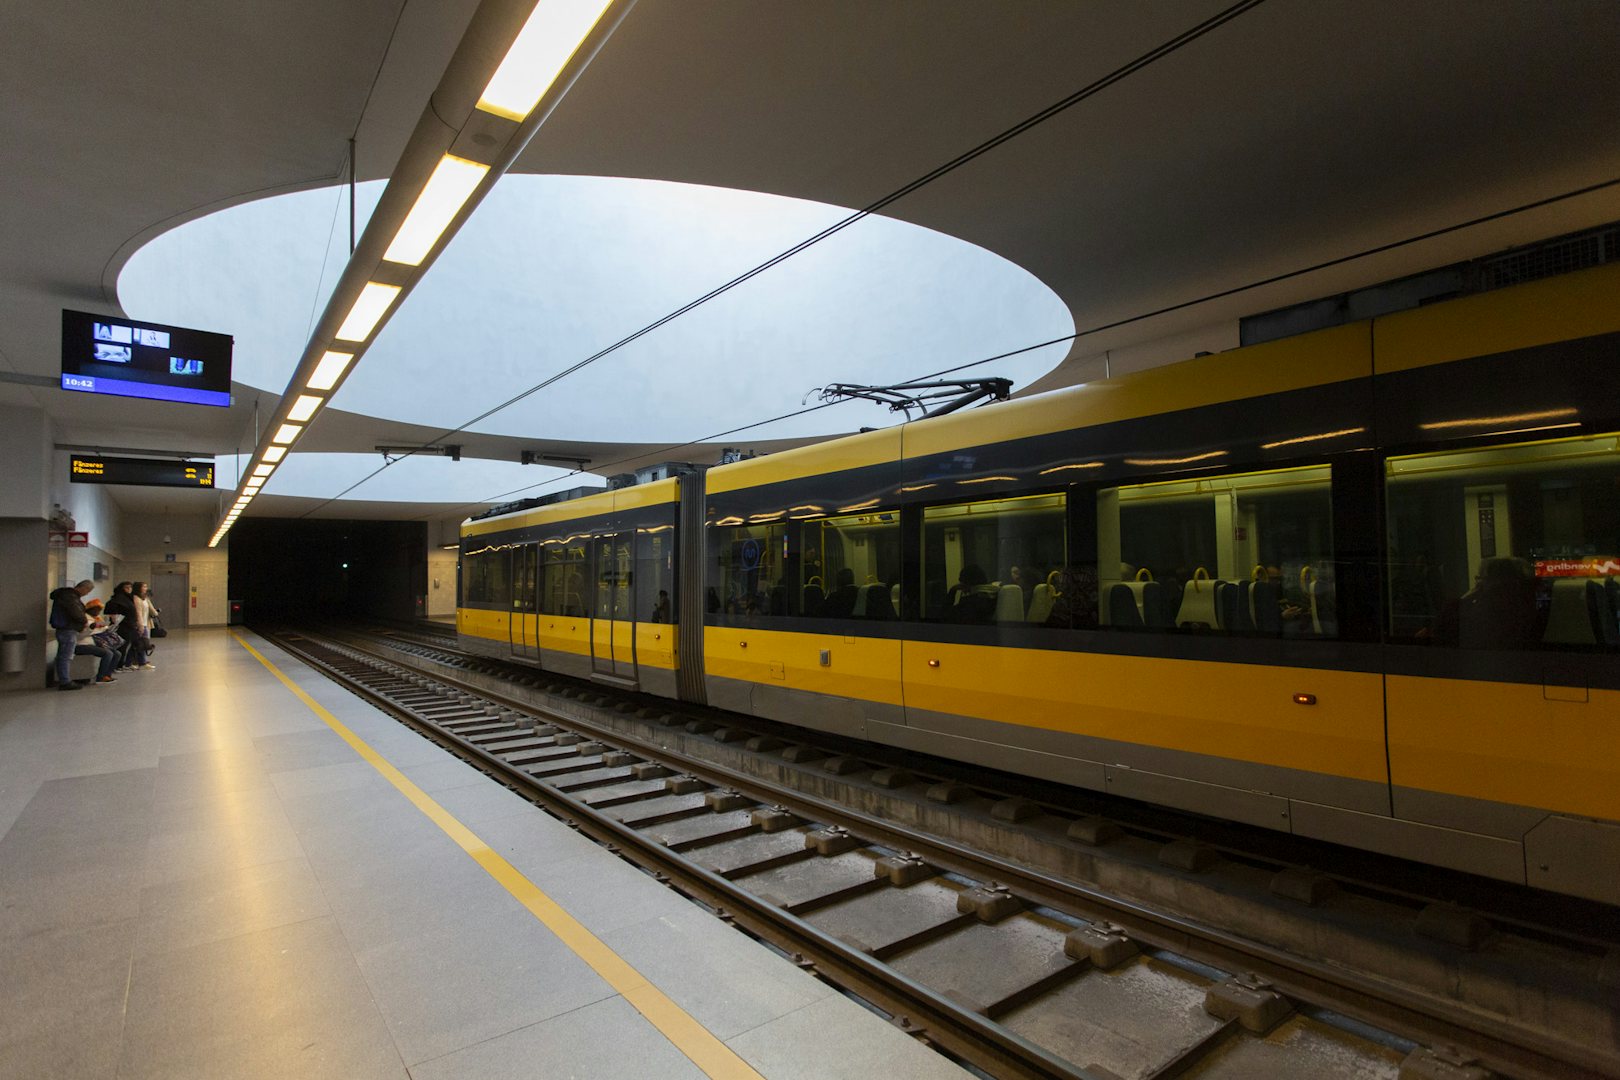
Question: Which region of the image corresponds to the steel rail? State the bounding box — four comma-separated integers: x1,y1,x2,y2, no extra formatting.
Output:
286,629,1618,1080
270,630,1103,1080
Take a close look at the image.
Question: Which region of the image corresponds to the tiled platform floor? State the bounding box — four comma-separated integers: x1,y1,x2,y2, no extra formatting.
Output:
0,628,967,1080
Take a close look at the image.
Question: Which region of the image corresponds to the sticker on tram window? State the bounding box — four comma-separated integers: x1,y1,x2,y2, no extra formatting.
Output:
1536,557,1620,577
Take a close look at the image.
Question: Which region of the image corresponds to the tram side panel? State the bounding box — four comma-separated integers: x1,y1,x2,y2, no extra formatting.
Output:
888,331,1389,831
1369,267,1620,903
702,430,907,737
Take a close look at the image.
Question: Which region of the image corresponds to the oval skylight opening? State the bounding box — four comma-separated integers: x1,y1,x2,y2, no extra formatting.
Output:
121,175,1075,444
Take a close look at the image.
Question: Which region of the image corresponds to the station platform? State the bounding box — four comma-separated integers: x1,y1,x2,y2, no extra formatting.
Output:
0,629,966,1080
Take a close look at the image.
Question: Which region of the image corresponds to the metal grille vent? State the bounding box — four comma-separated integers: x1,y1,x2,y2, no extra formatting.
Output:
1476,226,1619,290
1242,221,1620,347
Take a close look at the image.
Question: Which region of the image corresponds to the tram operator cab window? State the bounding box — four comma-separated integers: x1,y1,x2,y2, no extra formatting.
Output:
1386,431,1620,650
921,493,1067,625
1097,465,1337,637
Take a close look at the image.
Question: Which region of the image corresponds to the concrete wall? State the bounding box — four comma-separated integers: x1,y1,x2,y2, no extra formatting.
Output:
0,404,55,688
0,519,49,690
0,402,50,520
50,449,123,562
427,548,459,617
116,514,228,627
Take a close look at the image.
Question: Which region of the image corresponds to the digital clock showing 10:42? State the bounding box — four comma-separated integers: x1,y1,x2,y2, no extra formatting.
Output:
69,455,214,489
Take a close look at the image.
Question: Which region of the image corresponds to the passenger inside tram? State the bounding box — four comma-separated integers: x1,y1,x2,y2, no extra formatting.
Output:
1387,431,1620,650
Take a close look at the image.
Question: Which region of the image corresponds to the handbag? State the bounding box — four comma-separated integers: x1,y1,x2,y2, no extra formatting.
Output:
149,616,168,639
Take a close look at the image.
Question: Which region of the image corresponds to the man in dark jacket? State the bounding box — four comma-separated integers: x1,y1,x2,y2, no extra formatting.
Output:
48,580,94,690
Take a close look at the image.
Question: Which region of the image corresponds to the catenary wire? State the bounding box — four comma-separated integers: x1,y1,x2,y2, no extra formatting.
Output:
289,0,1269,517
432,172,1620,516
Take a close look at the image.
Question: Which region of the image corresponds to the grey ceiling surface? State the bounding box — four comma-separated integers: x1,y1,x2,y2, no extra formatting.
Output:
4,0,1619,523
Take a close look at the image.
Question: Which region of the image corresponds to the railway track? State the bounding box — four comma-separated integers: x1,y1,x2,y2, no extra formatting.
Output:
266,626,1618,1080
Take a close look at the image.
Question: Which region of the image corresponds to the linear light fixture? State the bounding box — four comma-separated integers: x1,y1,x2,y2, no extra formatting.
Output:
210,0,633,545
252,463,274,478
287,395,324,423
306,351,353,391
335,282,401,342
477,0,615,122
383,155,491,265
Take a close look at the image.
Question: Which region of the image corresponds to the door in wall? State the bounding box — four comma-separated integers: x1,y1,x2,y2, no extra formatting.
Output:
149,563,189,629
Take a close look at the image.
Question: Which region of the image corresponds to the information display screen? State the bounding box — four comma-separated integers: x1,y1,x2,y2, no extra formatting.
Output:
61,310,232,407
69,455,214,489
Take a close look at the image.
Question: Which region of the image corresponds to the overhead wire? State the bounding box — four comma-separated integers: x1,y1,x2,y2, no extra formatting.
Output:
290,0,1269,517
434,170,1620,519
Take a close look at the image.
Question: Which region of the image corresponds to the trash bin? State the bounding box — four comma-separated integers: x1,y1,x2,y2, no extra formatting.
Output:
1,631,27,674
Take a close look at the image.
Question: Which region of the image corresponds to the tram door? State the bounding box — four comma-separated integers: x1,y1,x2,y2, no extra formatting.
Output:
509,545,539,660
590,533,637,683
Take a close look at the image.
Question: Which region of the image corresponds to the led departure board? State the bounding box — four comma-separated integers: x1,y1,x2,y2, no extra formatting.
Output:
61,309,233,407
69,455,214,489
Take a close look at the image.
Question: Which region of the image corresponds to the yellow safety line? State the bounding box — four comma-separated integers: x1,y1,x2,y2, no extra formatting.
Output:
233,632,765,1080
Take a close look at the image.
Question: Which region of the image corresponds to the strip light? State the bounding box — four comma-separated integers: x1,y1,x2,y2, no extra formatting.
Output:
383,155,491,266
477,0,615,121
306,351,353,391
335,282,401,342
212,1,627,546
287,395,323,423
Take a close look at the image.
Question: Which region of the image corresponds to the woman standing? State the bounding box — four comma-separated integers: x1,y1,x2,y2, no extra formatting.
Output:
129,581,158,670
103,582,139,671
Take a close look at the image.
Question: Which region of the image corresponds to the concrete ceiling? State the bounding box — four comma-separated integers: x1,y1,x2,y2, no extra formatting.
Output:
4,0,1619,525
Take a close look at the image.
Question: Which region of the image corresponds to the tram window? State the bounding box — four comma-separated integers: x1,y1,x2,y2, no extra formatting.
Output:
1097,466,1336,636
593,534,633,620
637,524,675,623
921,494,1067,625
1386,431,1620,649
511,545,537,612
463,544,511,607
712,521,789,616
802,509,900,620
540,538,590,618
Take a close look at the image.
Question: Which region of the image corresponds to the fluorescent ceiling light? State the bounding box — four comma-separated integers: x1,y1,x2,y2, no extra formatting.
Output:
477,0,614,122
335,282,401,342
272,423,302,444
262,446,287,463
307,350,353,391
252,464,274,478
287,395,323,422
383,155,491,266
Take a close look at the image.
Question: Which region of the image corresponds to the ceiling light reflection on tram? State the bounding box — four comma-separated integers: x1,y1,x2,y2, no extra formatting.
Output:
272,423,302,444
335,282,401,342
251,464,274,478
287,395,323,423
476,0,615,123
383,155,491,266
262,446,287,463
306,350,354,391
